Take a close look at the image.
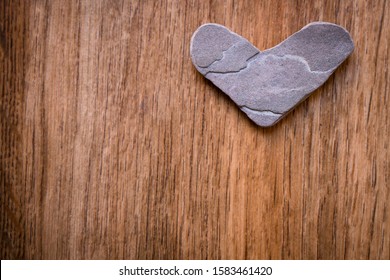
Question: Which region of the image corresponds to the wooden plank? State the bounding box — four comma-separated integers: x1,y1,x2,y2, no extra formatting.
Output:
1,0,389,259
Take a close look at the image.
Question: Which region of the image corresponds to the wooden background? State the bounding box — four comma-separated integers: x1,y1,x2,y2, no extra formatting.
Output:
1,0,389,260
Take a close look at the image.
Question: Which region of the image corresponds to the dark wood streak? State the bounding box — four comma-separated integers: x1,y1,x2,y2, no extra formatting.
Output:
0,0,28,259
0,0,389,260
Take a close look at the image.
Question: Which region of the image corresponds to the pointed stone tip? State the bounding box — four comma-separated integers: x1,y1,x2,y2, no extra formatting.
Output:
240,107,283,127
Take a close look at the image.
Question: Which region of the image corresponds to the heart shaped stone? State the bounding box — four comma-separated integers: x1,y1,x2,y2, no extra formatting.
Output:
190,22,354,127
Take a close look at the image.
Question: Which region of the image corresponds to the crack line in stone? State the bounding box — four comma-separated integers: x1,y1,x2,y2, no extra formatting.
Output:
204,50,260,76
240,105,282,116
264,54,334,74
204,51,333,77
197,40,240,69
245,51,261,63
205,68,247,76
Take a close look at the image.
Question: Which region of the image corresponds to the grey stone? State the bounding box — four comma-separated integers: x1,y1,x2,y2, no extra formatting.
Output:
190,22,354,127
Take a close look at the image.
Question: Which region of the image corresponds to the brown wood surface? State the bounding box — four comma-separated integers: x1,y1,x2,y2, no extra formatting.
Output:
1,0,389,260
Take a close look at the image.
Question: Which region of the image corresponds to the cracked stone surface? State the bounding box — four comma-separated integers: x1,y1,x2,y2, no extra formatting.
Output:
190,22,354,127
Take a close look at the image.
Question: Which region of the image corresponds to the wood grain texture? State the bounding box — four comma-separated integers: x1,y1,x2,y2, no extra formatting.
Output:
1,0,389,260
